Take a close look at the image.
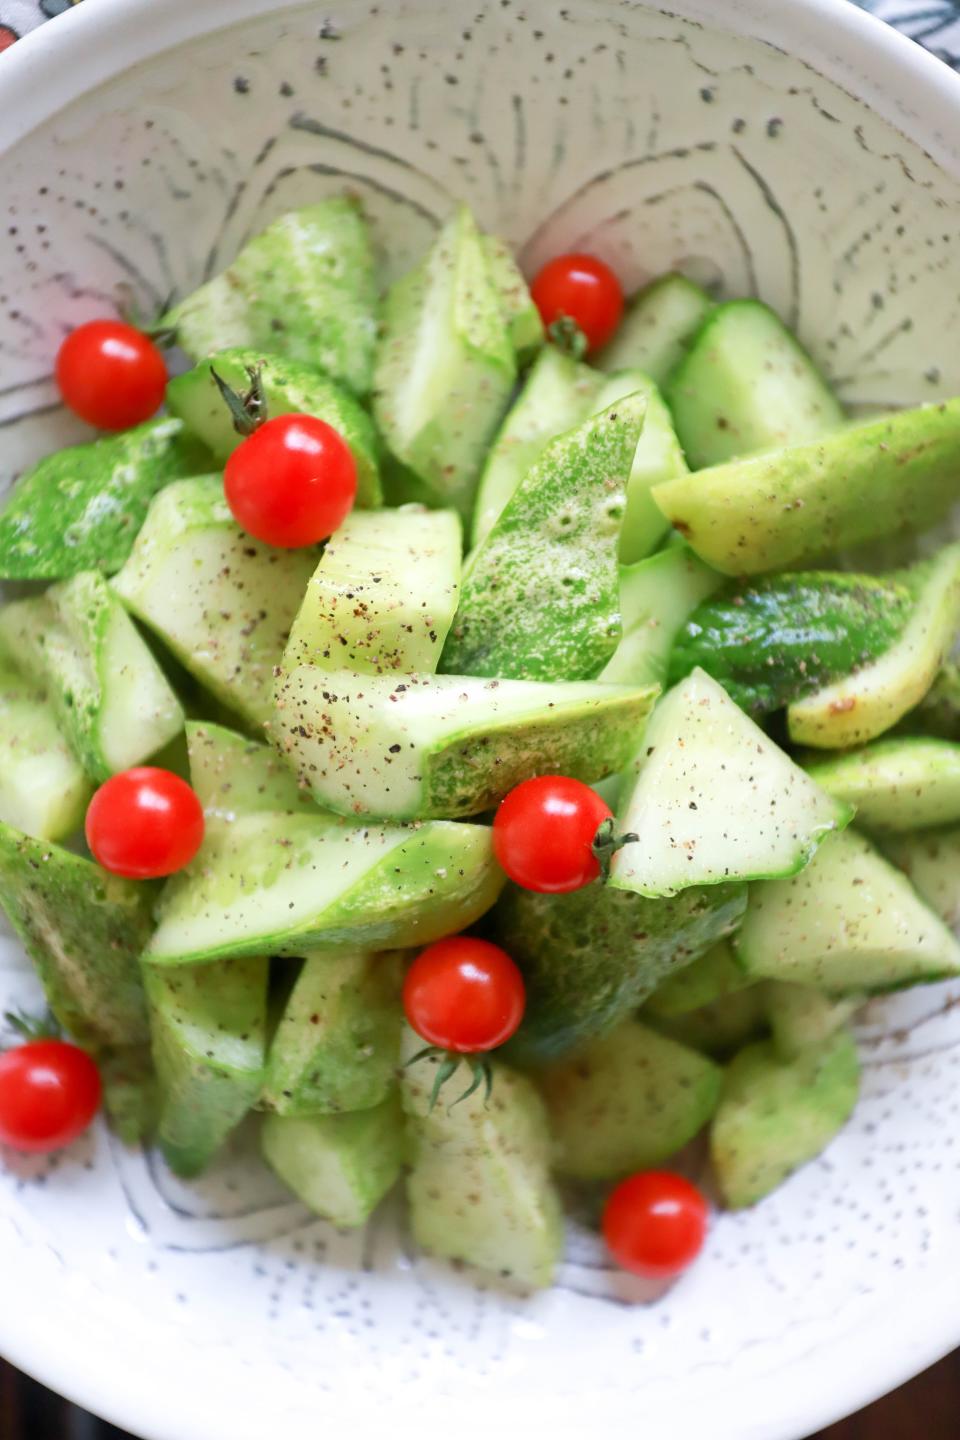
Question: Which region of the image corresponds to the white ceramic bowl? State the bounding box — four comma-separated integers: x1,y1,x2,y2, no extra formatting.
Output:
3,3,960,1437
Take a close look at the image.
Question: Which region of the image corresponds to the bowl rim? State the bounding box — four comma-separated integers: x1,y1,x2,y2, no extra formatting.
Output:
2,1,960,1436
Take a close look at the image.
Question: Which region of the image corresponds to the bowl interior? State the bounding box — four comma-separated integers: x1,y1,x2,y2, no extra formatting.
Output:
2,4,960,1439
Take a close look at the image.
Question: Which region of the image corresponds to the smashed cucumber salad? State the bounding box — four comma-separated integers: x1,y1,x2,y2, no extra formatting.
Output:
2,198,960,1293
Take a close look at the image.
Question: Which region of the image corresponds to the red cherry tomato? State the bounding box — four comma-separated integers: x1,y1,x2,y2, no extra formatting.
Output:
493,775,612,894
403,937,526,1054
0,1040,101,1154
603,1171,709,1279
530,253,624,353
223,413,357,548
85,767,205,880
55,319,168,431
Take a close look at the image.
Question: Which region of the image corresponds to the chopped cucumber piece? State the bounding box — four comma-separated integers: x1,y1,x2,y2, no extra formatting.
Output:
100,1046,159,1147
471,346,602,548
0,572,184,782
0,418,195,580
788,544,960,747
735,826,960,991
262,1095,404,1227
910,661,960,739
804,737,960,833
647,984,768,1060
669,572,914,720
283,507,461,676
482,233,544,366
166,349,381,507
711,1033,860,1208
652,400,960,577
0,822,150,1048
764,981,865,1062
402,1039,563,1289
645,939,754,1018
0,650,91,840
497,876,746,1062
882,826,960,928
373,205,516,519
113,476,316,731
146,811,503,965
164,199,379,395
145,955,269,1177
594,370,687,563
275,666,657,821
595,273,712,384
263,951,402,1115
598,544,722,686
610,669,850,898
665,299,843,468
186,721,318,818
539,1019,721,1181
442,394,645,682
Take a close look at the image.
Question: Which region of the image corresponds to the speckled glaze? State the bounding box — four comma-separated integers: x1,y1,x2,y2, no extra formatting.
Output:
3,3,960,1438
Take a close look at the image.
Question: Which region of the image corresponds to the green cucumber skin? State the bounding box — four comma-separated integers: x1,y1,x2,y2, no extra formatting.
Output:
647,985,768,1061
442,395,645,682
99,1046,159,1147
165,199,379,396
0,822,151,1049
0,652,91,841
593,370,687,564
0,419,197,581
496,877,747,1063
652,399,960,577
166,349,382,507
711,1032,860,1209
669,573,914,718
539,1019,723,1181
645,939,754,1018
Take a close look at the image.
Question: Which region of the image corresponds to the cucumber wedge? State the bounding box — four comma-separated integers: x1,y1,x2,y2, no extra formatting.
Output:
0,822,150,1048
262,1096,404,1227
665,300,843,469
651,400,960,577
647,985,768,1060
882,827,960,927
910,661,960,739
539,1019,722,1181
262,951,402,1115
442,394,645,682
164,199,379,395
283,508,461,676
0,572,184,782
788,545,960,748
0,651,91,840
471,346,603,548
402,1037,563,1289
146,811,504,965
100,1047,159,1147
166,350,381,507
145,955,269,1177
609,669,851,899
763,981,865,1062
598,545,722,686
497,876,747,1062
711,1033,860,1208
373,205,516,519
113,477,317,731
645,939,754,1018
594,371,688,563
274,666,658,821
595,273,712,384
804,737,960,833
735,826,960,991
186,721,318,818
482,233,544,366
0,418,195,580
669,572,914,719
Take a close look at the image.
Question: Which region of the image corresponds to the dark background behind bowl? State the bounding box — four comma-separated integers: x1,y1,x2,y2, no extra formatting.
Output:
2,1353,959,1438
